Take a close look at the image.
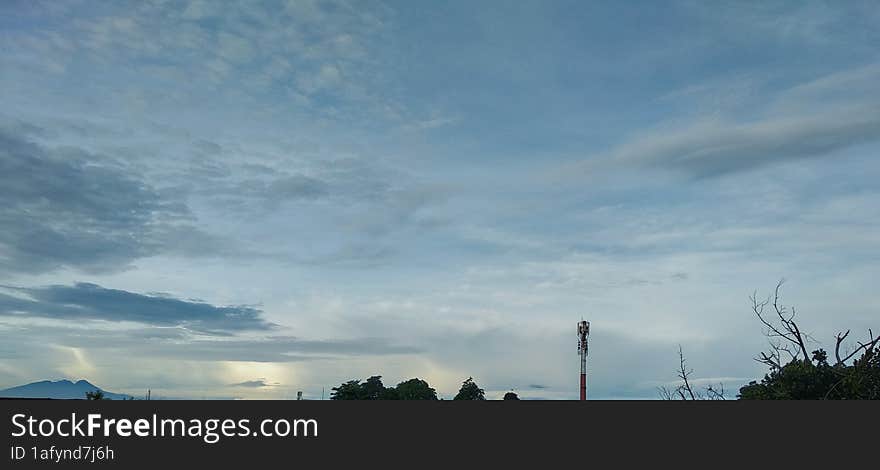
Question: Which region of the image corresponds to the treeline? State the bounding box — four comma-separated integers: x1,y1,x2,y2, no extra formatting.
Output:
332,283,878,401
330,376,520,400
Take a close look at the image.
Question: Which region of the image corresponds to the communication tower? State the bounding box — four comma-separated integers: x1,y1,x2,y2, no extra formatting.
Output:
577,320,590,400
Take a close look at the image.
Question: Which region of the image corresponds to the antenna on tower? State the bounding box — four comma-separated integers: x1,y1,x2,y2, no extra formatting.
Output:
577,320,590,400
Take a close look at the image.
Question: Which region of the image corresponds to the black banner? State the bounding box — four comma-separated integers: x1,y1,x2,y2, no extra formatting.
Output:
2,400,876,468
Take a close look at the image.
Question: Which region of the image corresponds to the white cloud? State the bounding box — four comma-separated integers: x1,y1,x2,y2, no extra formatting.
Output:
573,65,880,178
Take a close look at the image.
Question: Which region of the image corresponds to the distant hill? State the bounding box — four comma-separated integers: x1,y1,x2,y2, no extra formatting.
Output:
0,380,131,400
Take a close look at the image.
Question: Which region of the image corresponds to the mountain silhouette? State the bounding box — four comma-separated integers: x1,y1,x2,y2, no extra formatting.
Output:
0,379,131,400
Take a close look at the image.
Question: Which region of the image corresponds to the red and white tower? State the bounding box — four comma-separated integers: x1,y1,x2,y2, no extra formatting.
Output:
577,320,590,400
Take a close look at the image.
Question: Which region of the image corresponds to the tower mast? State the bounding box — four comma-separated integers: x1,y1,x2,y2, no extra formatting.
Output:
577,320,590,400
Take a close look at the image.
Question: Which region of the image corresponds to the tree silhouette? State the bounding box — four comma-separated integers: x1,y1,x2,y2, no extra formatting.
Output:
395,378,437,400
329,376,437,400
453,377,485,400
664,280,879,400
85,389,105,400
361,376,388,400
658,346,725,400
738,281,879,399
503,391,519,400
329,380,365,400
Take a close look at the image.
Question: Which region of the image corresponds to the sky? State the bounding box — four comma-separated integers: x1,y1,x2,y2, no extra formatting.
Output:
0,0,878,399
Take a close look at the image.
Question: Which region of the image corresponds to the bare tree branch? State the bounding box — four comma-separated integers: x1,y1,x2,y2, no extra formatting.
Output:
835,328,880,365
835,330,851,365
659,347,726,400
677,345,696,400
706,383,725,400
753,279,812,365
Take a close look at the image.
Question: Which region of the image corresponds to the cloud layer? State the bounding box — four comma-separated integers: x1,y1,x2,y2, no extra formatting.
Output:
0,0,878,399
602,103,880,177
0,282,274,334
0,127,213,275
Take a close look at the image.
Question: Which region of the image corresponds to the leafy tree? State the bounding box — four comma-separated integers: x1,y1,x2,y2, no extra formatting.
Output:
361,376,388,400
85,389,105,400
380,387,400,400
663,281,879,400
739,348,879,399
395,378,437,400
739,352,834,399
330,380,366,400
503,391,520,400
736,281,879,400
330,376,437,400
843,346,880,399
453,377,485,400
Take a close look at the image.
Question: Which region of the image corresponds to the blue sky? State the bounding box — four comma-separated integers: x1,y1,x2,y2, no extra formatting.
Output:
1,0,878,399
